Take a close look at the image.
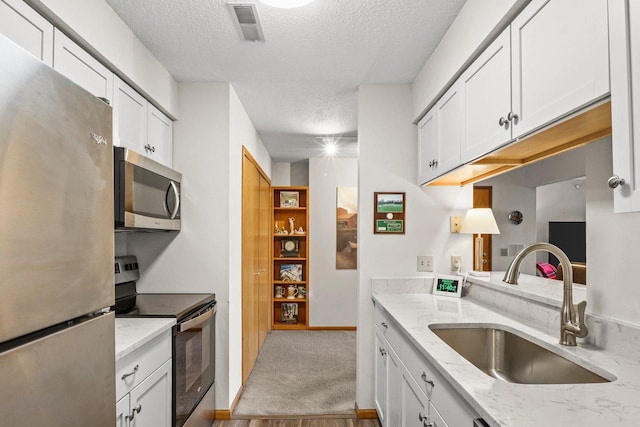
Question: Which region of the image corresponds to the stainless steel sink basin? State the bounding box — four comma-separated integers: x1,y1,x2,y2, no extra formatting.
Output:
429,324,614,384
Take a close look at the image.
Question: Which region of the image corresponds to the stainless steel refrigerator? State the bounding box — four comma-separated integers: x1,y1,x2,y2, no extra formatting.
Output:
0,35,115,425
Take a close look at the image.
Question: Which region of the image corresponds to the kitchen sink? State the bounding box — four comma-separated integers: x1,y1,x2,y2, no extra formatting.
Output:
429,324,614,384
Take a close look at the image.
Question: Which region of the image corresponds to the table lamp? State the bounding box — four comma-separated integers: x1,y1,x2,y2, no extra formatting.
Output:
460,208,500,277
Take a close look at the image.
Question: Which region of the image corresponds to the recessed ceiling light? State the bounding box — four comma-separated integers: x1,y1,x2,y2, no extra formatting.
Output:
259,0,314,8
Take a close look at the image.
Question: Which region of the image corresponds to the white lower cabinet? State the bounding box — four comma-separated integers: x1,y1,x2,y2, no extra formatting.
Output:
116,331,172,427
374,304,478,427
375,328,402,427
400,369,432,427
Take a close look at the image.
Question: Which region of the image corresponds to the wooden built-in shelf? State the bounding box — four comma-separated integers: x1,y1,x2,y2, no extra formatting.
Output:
271,186,309,330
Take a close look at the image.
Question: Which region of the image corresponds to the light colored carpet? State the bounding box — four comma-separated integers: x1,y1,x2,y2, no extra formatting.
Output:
233,331,357,417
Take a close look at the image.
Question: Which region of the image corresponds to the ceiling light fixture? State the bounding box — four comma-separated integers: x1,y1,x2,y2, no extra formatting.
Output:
323,140,338,157
259,0,314,9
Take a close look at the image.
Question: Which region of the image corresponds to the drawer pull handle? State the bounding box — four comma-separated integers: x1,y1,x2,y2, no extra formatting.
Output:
381,322,388,329
418,412,433,426
126,404,142,421
421,371,435,387
121,364,139,381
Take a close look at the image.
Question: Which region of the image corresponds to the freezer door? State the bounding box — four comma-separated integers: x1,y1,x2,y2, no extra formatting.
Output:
0,313,115,426
0,35,113,343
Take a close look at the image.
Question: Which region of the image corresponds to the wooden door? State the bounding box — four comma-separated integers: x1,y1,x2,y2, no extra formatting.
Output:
473,186,493,271
242,148,271,383
257,173,270,347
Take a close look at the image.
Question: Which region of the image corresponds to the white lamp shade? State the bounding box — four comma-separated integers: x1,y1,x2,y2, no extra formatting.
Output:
460,208,500,235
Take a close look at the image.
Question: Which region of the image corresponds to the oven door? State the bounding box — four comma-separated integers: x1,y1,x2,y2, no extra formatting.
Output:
175,303,216,427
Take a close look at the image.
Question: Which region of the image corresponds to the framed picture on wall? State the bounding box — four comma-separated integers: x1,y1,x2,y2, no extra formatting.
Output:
280,191,299,208
374,192,406,234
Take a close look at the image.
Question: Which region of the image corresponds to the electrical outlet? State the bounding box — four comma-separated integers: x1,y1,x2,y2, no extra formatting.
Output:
451,255,461,272
417,255,434,272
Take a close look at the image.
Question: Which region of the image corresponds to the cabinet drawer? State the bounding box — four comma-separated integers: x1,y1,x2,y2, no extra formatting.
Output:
115,329,172,401
402,334,477,427
373,303,403,354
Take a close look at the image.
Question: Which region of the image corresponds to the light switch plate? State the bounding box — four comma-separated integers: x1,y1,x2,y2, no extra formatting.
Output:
450,255,461,271
417,255,434,272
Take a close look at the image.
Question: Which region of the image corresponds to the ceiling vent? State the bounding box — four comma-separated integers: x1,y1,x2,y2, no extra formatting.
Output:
228,2,265,42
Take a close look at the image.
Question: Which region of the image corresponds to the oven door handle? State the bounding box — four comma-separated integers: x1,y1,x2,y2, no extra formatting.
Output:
179,306,216,332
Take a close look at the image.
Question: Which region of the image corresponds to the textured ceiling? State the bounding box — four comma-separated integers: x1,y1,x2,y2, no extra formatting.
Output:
105,0,466,162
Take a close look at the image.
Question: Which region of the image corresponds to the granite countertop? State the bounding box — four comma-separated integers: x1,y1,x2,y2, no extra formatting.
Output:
373,292,640,426
465,271,587,308
115,317,176,361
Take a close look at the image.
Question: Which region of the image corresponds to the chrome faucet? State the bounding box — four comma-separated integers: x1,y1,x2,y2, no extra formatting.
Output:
503,243,588,346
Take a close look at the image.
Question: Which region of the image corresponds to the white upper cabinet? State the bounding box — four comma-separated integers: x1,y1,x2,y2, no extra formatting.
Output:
510,0,609,137
460,28,512,163
417,83,462,185
147,104,174,167
113,76,148,153
435,82,462,175
608,0,640,212
418,107,438,185
0,0,53,65
53,29,113,103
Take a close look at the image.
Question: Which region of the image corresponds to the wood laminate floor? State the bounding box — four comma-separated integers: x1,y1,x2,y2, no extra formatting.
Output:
213,419,381,427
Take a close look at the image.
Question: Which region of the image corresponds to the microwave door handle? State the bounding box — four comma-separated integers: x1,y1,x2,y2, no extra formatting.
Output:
164,181,180,219
179,306,215,332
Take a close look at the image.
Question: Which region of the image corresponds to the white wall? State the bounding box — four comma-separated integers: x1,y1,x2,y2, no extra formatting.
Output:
308,157,358,327
291,160,309,186
356,84,472,409
536,178,586,262
128,82,272,410
128,82,233,407
271,162,291,186
479,170,537,274
412,0,527,120
228,85,271,400
31,0,179,116
586,137,640,326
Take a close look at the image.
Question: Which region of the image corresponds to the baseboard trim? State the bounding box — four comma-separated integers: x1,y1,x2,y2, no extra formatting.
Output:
214,410,231,420
356,408,379,419
308,326,357,331
216,385,245,420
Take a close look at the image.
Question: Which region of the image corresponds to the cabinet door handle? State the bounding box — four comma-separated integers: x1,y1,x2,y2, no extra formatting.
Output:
381,322,388,329
432,160,438,168
421,371,435,387
507,111,519,122
379,346,387,356
121,364,139,380
608,175,626,189
498,116,508,126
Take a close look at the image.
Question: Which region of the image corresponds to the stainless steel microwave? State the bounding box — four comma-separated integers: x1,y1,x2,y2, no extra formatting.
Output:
114,147,181,231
